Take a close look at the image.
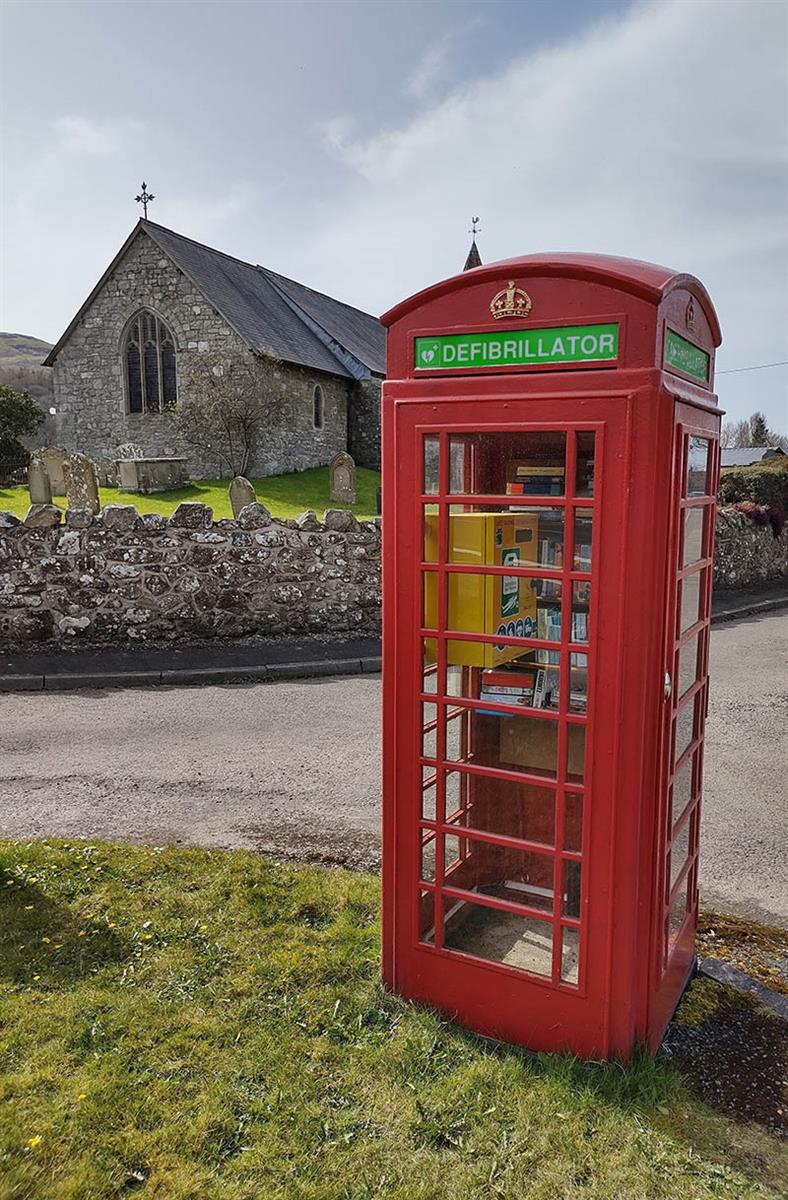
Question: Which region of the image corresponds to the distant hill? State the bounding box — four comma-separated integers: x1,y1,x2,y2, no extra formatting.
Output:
0,332,54,408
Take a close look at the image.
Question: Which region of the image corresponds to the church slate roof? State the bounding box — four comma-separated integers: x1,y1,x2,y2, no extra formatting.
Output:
44,220,387,379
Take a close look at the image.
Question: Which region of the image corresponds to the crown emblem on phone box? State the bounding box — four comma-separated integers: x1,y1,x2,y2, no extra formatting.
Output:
490,280,532,320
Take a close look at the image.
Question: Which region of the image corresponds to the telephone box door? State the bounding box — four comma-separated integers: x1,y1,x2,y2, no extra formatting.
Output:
648,401,720,1045
385,394,631,1056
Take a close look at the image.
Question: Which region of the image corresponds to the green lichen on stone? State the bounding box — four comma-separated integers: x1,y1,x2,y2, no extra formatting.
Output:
674,977,760,1031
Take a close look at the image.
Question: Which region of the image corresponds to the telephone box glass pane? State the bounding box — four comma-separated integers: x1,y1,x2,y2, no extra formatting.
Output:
422,781,436,821
683,508,705,566
418,889,435,945
445,774,556,846
447,505,565,570
571,582,590,643
675,695,696,764
443,710,558,777
561,927,580,984
446,432,566,496
563,860,582,918
443,833,554,912
423,436,439,495
420,834,436,883
670,817,692,891
575,432,596,497
680,570,703,633
422,506,439,562
668,881,689,948
441,573,559,641
686,438,710,497
569,653,589,713
422,721,437,761
443,898,553,976
564,792,583,851
678,634,700,699
671,754,694,828
573,509,593,570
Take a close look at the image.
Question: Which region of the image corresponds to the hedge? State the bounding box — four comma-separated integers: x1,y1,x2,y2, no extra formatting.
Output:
718,455,788,512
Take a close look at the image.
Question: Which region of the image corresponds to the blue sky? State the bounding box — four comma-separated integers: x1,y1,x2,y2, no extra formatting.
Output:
1,0,786,429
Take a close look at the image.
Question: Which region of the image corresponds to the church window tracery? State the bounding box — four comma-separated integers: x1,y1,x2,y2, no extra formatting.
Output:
124,311,177,414
312,384,324,430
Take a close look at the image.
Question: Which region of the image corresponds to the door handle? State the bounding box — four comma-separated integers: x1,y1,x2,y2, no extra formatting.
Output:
664,672,672,701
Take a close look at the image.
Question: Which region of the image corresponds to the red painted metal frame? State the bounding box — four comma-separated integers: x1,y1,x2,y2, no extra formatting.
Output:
381,253,721,1061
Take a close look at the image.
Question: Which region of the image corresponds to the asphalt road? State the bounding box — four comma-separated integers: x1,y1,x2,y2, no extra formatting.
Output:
0,609,785,924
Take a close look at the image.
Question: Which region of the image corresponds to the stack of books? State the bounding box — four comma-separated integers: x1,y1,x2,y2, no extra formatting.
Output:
507,463,565,497
479,667,537,711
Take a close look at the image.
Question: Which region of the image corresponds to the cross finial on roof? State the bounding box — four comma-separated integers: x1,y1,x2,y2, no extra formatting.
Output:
463,216,482,271
135,181,155,219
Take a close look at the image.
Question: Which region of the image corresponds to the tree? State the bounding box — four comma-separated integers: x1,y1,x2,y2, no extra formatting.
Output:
720,418,751,448
750,411,770,446
0,384,44,483
173,352,275,477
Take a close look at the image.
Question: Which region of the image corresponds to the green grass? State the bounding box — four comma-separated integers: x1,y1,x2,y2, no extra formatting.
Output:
0,841,784,1200
0,466,381,523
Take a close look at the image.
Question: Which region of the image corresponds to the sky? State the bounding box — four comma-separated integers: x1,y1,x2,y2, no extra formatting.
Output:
1,0,786,429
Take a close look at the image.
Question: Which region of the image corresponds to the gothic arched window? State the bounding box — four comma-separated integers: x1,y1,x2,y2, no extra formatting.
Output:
124,311,177,414
312,384,324,430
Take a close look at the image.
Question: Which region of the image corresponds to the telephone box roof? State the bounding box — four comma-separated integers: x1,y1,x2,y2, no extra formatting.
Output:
381,252,721,345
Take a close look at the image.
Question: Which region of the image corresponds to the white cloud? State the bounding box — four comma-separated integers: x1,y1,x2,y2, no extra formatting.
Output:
52,115,138,157
405,34,454,101
298,0,787,392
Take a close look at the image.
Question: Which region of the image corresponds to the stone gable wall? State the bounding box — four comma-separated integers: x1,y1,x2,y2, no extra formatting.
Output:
348,377,382,469
50,230,352,477
0,503,380,648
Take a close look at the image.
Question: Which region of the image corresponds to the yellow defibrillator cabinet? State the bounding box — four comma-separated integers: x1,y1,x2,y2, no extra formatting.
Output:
424,512,539,667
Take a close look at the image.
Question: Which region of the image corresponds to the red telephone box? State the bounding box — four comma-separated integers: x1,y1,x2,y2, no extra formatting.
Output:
380,253,722,1060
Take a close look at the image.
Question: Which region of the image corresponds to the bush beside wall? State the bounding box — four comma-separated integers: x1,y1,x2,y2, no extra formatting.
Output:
718,456,788,512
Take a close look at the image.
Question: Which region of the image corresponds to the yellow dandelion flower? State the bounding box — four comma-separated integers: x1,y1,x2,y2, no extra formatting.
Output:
41,936,50,944
26,1136,42,1149
32,975,40,981
77,930,86,938
142,933,153,941
24,905,34,910
77,1093,87,1101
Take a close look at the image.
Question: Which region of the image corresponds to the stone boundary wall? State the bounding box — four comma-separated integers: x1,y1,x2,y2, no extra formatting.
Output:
0,502,380,649
713,507,788,591
0,503,783,650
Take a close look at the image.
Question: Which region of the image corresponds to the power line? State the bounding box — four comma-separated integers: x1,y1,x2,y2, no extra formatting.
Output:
717,359,788,375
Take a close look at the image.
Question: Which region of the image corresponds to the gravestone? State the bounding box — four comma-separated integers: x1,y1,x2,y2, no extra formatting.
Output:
39,446,68,496
229,476,256,519
28,456,52,505
64,452,100,515
329,451,356,504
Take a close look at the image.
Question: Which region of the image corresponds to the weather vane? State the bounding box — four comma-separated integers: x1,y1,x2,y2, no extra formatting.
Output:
469,216,481,238
135,181,155,219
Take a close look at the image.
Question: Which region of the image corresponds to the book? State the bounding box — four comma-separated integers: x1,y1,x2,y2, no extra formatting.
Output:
480,667,537,709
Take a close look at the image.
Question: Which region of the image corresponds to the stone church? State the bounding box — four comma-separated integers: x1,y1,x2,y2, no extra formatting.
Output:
43,220,386,476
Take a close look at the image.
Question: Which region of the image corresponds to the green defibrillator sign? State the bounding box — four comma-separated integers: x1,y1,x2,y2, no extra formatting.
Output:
414,323,619,371
664,329,710,382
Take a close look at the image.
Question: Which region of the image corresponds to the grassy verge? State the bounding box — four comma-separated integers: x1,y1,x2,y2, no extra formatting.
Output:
0,466,382,523
0,840,784,1200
